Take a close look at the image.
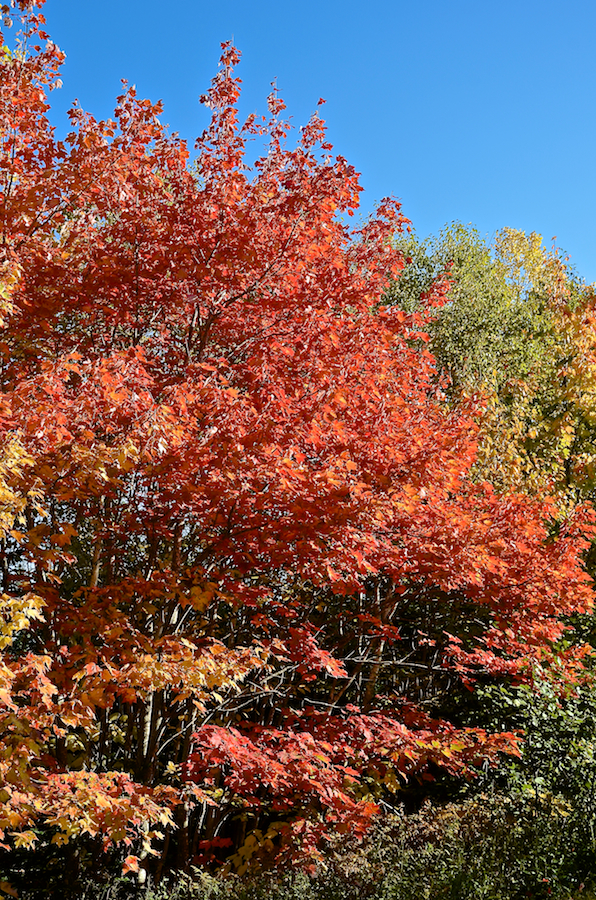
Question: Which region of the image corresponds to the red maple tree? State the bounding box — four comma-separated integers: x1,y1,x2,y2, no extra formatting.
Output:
0,0,593,875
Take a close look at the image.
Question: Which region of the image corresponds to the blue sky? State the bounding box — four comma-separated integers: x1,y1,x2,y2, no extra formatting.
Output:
38,0,596,281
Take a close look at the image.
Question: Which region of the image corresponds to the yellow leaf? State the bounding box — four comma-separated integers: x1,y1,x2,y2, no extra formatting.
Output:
12,830,37,849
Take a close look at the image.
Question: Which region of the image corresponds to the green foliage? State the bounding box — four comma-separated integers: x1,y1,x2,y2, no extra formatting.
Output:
43,796,594,900
469,675,596,840
382,223,561,392
383,222,596,500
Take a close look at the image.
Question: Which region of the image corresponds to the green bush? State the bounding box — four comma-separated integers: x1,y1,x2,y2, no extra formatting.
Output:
66,792,594,900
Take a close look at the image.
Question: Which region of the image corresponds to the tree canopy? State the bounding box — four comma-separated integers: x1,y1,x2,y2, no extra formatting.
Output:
1,0,596,884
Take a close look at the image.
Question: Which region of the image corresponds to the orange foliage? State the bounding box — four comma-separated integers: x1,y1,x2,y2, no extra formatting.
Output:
0,0,593,871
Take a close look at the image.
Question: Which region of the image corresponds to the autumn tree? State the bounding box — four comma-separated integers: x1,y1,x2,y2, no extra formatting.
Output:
0,2,594,884
383,223,595,497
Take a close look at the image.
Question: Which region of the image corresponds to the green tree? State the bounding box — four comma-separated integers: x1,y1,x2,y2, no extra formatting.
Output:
383,223,596,498
383,223,561,391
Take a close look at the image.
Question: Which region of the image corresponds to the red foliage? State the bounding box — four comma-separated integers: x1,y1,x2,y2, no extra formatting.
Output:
0,4,593,870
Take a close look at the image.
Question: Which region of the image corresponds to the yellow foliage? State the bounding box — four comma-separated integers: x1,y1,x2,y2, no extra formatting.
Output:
0,263,20,328
471,228,596,505
10,830,37,849
0,434,36,540
115,640,265,708
0,592,45,650
493,227,568,304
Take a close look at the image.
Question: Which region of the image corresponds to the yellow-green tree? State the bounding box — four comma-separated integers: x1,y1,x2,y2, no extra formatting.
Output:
384,223,595,501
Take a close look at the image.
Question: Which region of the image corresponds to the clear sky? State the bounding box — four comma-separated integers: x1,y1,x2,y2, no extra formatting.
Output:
36,0,596,281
